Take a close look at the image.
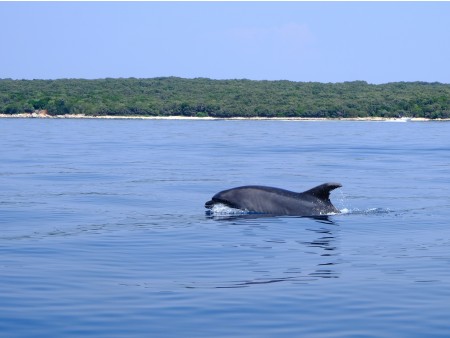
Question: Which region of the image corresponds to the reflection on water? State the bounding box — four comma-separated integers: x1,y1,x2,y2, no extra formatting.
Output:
181,215,342,289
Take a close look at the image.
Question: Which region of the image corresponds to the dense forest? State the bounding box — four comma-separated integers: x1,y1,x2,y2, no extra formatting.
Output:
1,77,449,119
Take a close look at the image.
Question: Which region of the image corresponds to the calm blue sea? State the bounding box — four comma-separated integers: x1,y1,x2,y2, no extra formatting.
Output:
1,119,450,337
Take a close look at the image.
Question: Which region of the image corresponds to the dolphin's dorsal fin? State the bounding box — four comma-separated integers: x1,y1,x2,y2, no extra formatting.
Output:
302,183,342,201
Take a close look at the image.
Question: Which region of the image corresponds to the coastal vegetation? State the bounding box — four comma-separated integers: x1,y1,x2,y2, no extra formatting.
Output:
0,77,449,119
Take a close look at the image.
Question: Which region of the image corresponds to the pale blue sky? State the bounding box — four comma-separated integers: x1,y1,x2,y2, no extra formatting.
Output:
1,1,449,84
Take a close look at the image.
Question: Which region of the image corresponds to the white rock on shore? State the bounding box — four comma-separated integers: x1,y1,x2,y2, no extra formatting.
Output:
0,113,446,122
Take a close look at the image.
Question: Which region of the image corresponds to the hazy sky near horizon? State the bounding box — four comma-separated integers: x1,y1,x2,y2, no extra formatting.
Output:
1,1,449,84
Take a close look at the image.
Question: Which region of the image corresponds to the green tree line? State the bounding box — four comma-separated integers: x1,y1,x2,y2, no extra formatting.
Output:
1,77,449,118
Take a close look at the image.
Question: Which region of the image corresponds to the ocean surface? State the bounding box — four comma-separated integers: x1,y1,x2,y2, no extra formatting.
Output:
1,118,450,337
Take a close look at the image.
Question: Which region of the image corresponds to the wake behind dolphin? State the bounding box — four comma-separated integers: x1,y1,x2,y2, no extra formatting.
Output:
205,183,342,217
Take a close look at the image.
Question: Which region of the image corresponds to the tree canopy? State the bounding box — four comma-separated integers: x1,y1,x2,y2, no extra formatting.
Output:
1,77,449,119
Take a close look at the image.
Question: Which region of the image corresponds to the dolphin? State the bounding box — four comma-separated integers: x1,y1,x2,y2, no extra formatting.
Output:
205,182,342,216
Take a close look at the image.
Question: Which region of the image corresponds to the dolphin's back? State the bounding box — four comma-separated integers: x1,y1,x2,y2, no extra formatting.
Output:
205,183,342,216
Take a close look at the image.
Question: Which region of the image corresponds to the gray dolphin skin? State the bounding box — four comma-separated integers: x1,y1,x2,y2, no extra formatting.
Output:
205,182,342,216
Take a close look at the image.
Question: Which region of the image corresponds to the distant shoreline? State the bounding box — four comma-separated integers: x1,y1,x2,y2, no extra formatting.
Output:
3,78,450,120
0,113,447,122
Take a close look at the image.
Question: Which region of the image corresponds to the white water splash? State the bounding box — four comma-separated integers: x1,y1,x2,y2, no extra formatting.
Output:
338,207,391,215
209,203,249,215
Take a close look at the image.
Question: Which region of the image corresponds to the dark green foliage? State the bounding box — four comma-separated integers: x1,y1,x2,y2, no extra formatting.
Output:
0,77,449,118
